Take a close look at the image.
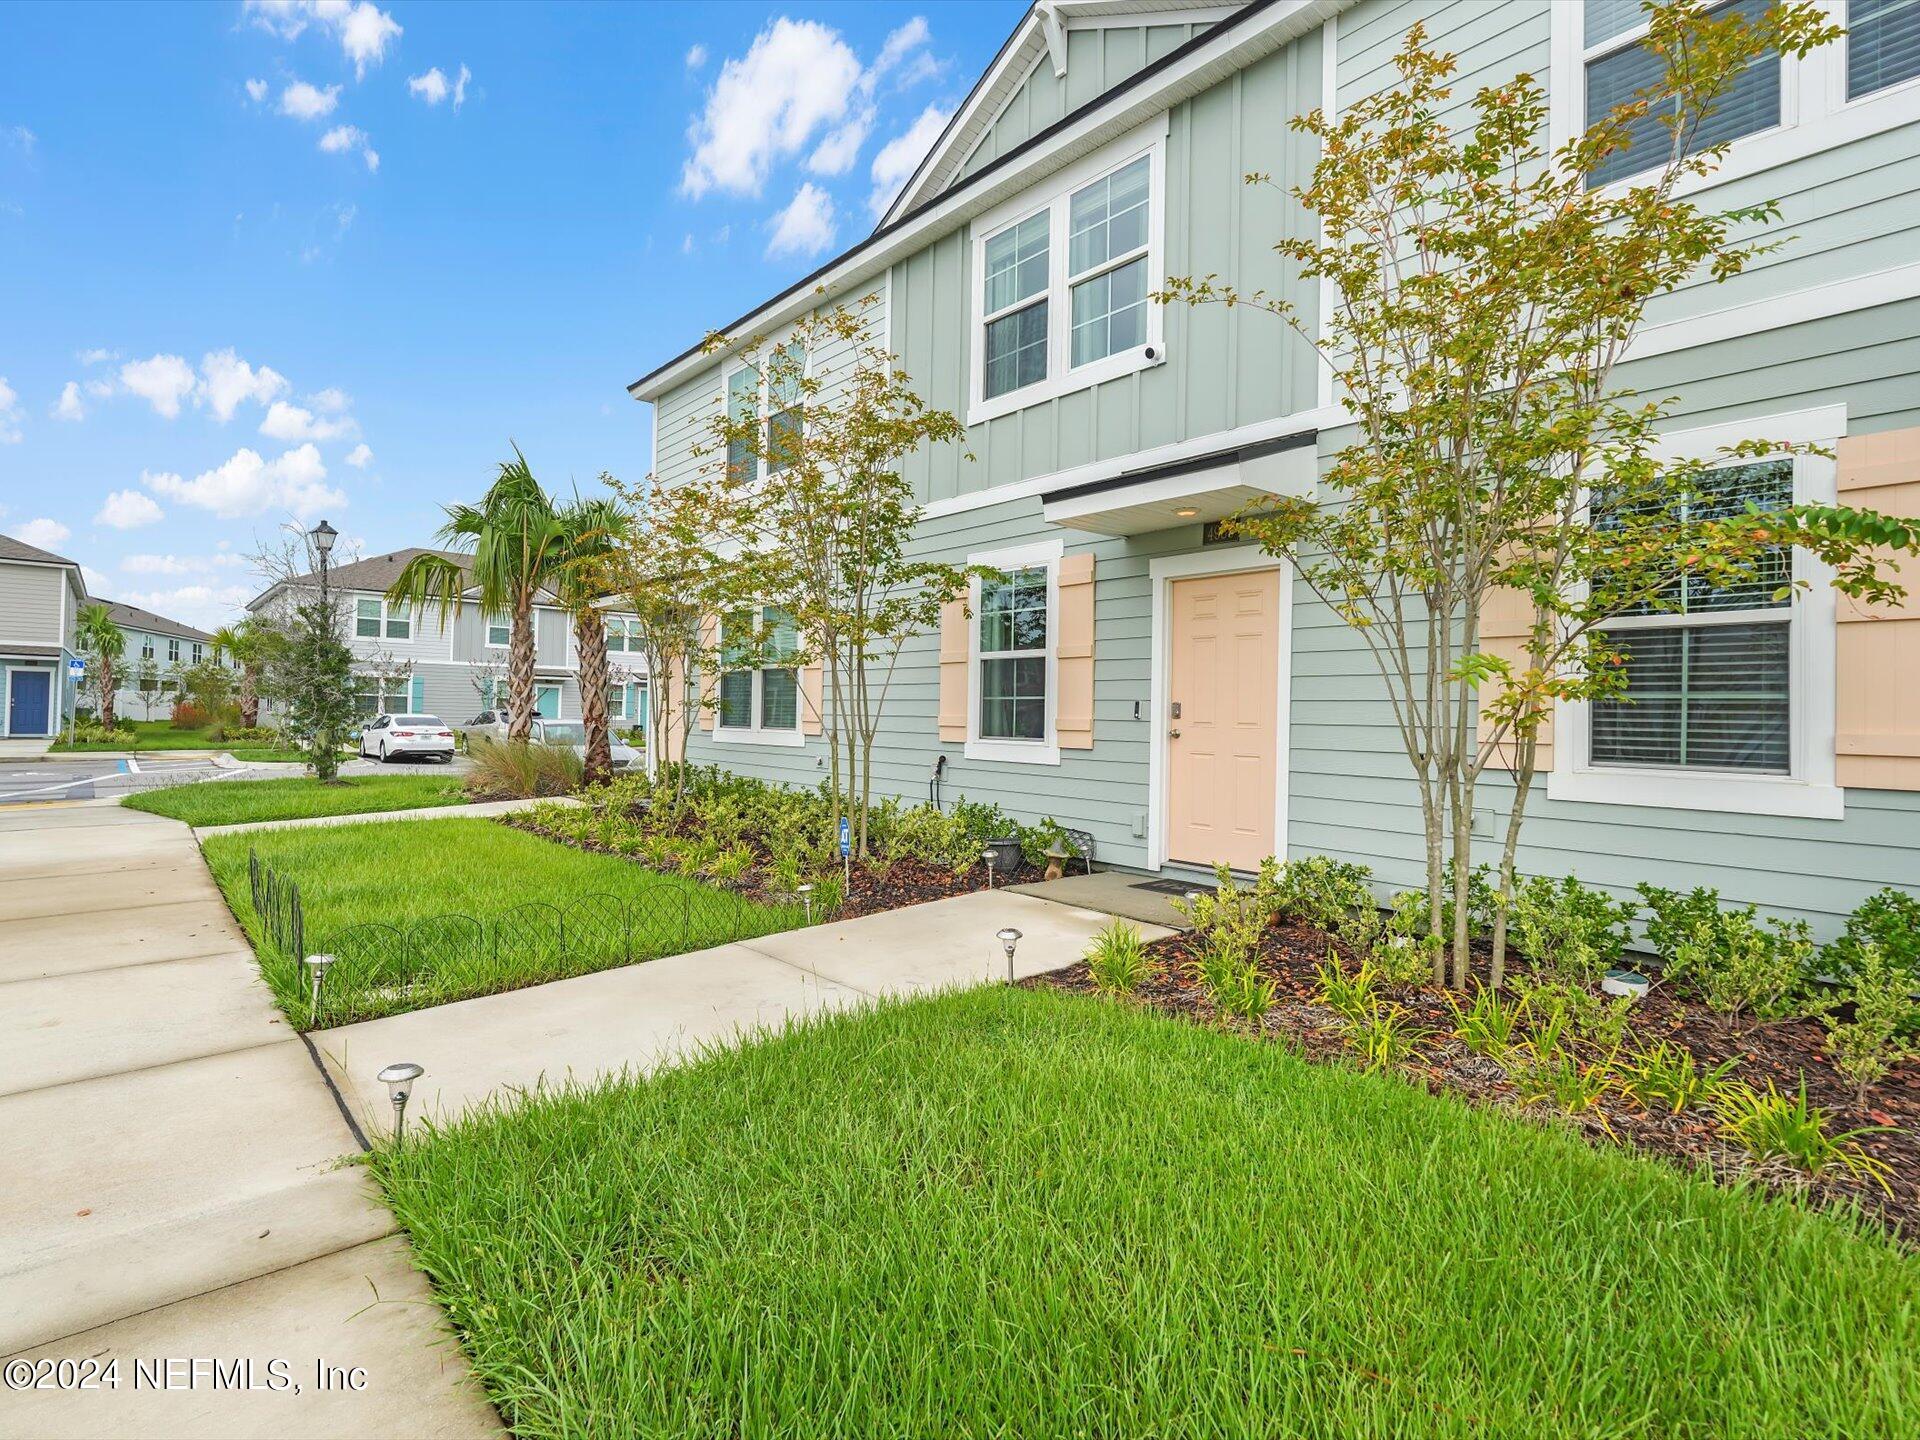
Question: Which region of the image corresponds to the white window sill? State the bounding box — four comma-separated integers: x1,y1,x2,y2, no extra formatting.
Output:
1546,766,1844,821
964,736,1061,767
712,726,806,748
968,344,1165,427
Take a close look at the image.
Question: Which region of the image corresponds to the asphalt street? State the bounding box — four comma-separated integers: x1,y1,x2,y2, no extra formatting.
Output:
0,756,228,806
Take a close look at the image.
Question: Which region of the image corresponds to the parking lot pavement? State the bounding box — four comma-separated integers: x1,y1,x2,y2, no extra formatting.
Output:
0,756,226,806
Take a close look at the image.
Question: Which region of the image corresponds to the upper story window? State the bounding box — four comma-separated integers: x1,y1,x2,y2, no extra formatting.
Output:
724,339,806,482
141,637,154,660
485,615,510,647
1849,0,1920,98
969,116,1166,426
167,638,180,663
605,615,640,653
716,605,801,741
190,642,203,664
355,597,411,641
1560,1,1920,191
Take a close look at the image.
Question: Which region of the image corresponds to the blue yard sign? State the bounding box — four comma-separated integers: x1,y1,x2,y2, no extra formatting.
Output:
67,657,85,679
839,816,851,857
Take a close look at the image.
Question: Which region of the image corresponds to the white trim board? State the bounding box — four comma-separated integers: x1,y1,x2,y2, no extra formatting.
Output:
1146,545,1291,871
1626,261,1920,362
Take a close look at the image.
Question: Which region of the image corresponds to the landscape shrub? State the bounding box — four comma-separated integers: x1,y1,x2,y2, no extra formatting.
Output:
1667,908,1824,1031
1635,883,1728,963
1616,1041,1740,1114
1446,985,1527,1060
1086,920,1153,996
1507,874,1635,984
1278,855,1374,934
1712,1080,1891,1186
1824,887,1920,983
169,702,211,730
466,737,583,800
1823,943,1920,1107
69,719,130,745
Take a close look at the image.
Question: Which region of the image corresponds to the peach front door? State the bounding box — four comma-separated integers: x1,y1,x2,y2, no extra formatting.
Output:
1166,568,1282,871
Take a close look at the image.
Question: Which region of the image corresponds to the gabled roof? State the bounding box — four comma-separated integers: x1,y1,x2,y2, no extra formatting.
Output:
100,600,215,645
0,530,82,568
876,0,1248,230
247,547,466,611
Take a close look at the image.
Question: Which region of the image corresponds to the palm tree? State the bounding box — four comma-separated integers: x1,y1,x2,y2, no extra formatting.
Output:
209,619,272,728
386,445,565,740
551,495,634,785
75,603,126,727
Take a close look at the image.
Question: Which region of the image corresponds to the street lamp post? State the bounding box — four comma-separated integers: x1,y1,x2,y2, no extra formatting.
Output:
308,520,339,772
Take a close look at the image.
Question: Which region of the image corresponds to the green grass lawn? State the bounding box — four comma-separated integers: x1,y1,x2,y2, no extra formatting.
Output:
52,719,312,762
377,986,1920,1440
201,817,802,1026
123,772,467,827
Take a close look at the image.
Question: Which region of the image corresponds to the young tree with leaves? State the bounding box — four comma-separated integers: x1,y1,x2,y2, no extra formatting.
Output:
75,604,126,726
694,297,974,856
387,446,566,741
1160,2,1917,987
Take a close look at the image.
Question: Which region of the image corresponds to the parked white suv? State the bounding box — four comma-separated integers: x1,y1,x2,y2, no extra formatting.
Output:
462,710,641,772
359,713,456,763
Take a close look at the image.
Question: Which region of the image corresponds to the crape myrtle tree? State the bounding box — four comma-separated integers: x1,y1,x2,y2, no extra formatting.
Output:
692,296,975,857
1159,1,1919,987
595,472,717,797
75,603,125,726
388,447,567,742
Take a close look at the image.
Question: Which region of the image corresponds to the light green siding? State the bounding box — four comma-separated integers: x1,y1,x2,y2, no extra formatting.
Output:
959,23,1207,180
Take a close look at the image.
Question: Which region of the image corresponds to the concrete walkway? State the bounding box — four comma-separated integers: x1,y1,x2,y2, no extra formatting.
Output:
195,794,579,839
0,803,499,1440
316,886,1166,1137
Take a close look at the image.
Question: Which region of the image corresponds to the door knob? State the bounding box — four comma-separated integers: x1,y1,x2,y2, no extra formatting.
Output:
1168,728,1181,739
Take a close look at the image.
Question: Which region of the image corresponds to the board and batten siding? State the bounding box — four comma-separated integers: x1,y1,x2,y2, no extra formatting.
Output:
957,21,1214,181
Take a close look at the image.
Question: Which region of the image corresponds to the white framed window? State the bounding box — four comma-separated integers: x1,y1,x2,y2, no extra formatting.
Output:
965,537,1062,766
140,638,154,661
353,678,411,719
355,596,411,641
605,615,642,653
485,615,510,648
1549,405,1844,820
713,604,804,747
1553,2,1920,193
191,642,203,664
167,638,180,663
968,115,1168,426
722,338,806,485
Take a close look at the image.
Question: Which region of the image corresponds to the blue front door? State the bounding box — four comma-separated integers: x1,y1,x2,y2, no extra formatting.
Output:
8,669,51,736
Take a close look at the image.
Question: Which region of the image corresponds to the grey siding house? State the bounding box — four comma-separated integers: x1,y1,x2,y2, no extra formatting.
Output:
248,548,651,729
632,0,1920,937
99,601,223,721
0,532,86,740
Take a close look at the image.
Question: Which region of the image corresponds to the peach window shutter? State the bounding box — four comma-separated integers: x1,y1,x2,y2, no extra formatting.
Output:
800,651,824,737
698,614,719,731
1836,426,1920,791
1056,552,1096,749
938,596,969,742
1477,585,1553,771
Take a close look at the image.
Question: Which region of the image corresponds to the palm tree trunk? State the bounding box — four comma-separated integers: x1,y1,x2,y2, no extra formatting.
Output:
240,665,259,728
508,599,537,740
574,610,613,785
98,658,116,728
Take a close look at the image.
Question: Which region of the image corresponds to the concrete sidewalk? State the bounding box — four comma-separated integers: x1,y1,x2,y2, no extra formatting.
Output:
317,887,1165,1137
0,803,498,1440
195,793,579,839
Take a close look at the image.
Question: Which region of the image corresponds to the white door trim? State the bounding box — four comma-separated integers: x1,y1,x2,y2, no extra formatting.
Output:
1146,546,1291,872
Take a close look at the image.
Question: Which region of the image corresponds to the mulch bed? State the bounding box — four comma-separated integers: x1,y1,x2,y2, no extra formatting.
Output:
1035,919,1920,1240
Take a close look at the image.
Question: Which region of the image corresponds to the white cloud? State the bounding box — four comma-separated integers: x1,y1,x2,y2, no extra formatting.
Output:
53,381,85,421
5,125,34,153
0,376,22,443
246,2,401,78
681,232,695,256
76,347,117,365
84,378,116,400
16,517,69,551
245,77,269,103
344,442,373,468
681,18,864,199
308,386,351,413
120,354,197,418
94,489,164,530
807,110,872,177
122,552,245,576
319,124,379,171
685,43,707,70
144,444,343,520
197,349,289,422
872,16,931,80
869,103,950,217
279,79,341,121
119,583,255,631
408,63,468,107
765,181,836,259
260,399,357,442
82,565,110,597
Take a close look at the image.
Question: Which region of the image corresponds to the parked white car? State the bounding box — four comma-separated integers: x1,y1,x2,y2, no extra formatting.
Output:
358,713,456,763
462,710,641,771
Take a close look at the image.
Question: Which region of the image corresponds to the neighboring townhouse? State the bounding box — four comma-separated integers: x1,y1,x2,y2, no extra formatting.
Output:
629,0,1920,938
0,531,87,740
247,547,651,729
98,600,221,721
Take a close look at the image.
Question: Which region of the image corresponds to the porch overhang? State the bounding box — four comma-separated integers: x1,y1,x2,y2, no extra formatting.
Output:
1039,428,1317,536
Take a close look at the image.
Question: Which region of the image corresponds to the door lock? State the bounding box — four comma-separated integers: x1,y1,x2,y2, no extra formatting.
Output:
1168,728,1181,739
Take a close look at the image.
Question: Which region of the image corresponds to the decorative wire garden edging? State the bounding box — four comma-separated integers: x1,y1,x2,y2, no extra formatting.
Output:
244,845,826,1025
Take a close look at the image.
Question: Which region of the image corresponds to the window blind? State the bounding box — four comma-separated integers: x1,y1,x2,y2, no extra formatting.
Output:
1850,0,1920,98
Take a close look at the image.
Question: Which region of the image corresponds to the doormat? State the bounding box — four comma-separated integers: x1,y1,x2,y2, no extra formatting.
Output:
1131,879,1203,896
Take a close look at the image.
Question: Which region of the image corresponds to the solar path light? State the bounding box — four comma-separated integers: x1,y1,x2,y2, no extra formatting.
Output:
377,1061,425,1145
996,927,1022,985
797,882,815,925
303,953,336,1022
983,848,997,890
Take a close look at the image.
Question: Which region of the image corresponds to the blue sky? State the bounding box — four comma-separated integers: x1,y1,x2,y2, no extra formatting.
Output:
0,0,1017,627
